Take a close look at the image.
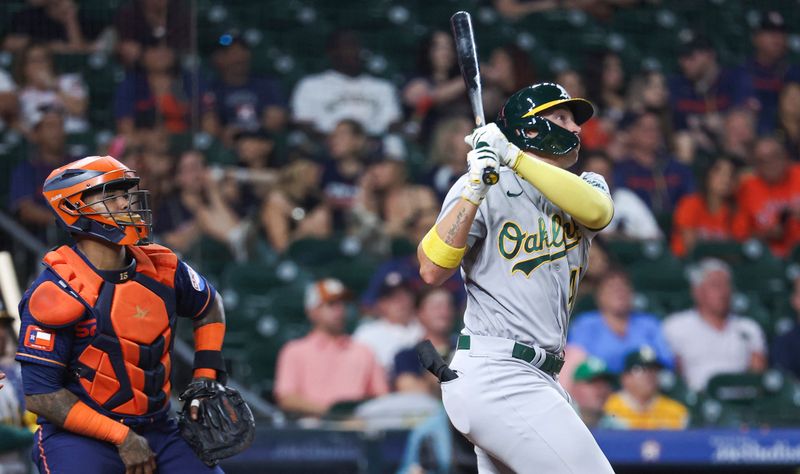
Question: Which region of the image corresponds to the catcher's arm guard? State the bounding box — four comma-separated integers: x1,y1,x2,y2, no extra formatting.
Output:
177,380,256,467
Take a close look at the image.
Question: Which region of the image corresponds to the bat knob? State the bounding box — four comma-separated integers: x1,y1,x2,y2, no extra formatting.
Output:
482,167,499,185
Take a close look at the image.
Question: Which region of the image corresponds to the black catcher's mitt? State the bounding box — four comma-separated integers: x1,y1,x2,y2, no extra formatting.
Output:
177,380,256,466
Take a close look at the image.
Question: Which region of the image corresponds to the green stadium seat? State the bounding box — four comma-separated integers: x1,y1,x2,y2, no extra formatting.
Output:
605,239,667,266
628,256,688,293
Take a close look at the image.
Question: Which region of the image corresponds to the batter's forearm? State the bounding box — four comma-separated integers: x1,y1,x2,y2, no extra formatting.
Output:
437,199,478,248
418,199,478,285
25,389,79,426
512,153,613,229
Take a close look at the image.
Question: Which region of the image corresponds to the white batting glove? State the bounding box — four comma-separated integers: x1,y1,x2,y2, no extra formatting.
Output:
464,123,522,168
461,147,500,205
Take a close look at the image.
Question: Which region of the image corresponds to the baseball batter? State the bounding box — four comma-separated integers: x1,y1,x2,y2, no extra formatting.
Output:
418,83,615,473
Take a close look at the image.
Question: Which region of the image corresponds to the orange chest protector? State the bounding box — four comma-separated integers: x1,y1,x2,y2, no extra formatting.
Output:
42,245,178,417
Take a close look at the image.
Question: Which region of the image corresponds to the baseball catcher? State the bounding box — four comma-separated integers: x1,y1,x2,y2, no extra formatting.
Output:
16,155,249,474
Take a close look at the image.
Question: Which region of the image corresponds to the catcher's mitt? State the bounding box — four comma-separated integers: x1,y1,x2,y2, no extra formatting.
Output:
177,380,256,467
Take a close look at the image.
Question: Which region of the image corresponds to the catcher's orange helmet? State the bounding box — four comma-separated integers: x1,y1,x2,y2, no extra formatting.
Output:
42,156,152,246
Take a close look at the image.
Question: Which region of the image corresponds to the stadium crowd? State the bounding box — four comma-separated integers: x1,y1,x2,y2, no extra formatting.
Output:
2,0,800,470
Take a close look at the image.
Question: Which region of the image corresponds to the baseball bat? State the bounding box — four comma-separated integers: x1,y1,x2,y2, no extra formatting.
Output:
450,11,499,186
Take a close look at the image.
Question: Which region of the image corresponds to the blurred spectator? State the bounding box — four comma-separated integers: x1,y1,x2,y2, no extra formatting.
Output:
732,136,800,256
574,239,612,302
734,11,800,134
154,150,247,257
669,34,753,157
397,408,454,474
613,111,695,214
114,42,211,136
354,152,438,242
771,277,800,379
557,68,612,151
671,157,739,257
493,0,637,21
424,115,472,201
291,30,401,136
261,159,331,254
582,51,626,151
355,272,425,372
716,108,757,166
492,0,561,20
393,287,456,393
274,278,388,417
0,68,18,132
9,106,70,233
208,34,287,142
120,126,174,209
114,0,190,68
777,82,800,161
3,0,101,53
663,259,767,392
585,51,627,124
567,269,674,374
604,347,689,429
623,70,672,162
581,151,662,241
570,357,619,429
320,119,370,231
482,43,537,120
0,311,33,472
402,30,469,145
231,128,280,203
16,43,89,134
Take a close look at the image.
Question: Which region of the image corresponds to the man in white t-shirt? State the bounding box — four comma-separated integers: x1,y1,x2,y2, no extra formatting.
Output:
662,258,767,392
354,271,424,371
290,30,400,136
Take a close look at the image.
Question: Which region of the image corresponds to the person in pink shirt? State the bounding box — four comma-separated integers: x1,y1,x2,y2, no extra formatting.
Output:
274,278,389,417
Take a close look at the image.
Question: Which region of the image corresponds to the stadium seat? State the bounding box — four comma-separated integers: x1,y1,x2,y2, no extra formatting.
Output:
628,255,688,293
605,239,667,266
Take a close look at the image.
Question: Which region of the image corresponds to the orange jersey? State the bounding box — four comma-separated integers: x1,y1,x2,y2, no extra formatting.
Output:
734,164,800,256
671,194,736,256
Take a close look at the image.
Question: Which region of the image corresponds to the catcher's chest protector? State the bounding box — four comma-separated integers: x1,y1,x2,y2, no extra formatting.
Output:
43,245,178,416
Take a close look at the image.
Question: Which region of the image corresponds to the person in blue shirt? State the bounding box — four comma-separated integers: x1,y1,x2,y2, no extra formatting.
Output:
208,34,287,141
568,269,674,374
668,34,754,134
733,11,800,134
613,111,695,214
17,155,227,474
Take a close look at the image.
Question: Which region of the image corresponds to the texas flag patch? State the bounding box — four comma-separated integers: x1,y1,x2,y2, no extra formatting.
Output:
24,325,56,352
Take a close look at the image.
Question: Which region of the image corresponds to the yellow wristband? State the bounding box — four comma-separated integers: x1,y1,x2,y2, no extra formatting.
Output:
421,226,466,269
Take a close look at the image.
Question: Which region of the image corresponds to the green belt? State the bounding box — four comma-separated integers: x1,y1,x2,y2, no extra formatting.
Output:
456,335,565,375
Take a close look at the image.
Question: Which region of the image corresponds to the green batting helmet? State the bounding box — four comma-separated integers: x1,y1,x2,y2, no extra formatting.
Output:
497,83,595,157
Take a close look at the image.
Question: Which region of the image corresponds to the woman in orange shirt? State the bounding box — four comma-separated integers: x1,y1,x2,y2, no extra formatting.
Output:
671,157,739,257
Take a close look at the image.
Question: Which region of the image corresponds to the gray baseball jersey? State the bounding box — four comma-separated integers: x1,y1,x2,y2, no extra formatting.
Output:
437,167,611,354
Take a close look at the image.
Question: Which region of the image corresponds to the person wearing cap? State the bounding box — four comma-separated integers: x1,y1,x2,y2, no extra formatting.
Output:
668,33,755,151
663,258,767,392
733,10,800,134
570,357,621,429
8,106,71,234
604,347,688,430
274,278,388,417
568,268,675,374
208,34,287,143
354,272,425,372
